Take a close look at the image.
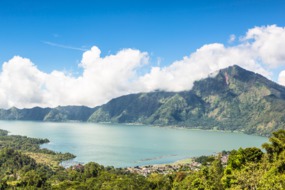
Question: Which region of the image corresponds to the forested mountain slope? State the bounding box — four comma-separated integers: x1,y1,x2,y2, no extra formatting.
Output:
89,65,285,136
1,65,285,136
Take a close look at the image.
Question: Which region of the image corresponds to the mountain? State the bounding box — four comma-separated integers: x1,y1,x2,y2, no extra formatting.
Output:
42,106,96,122
0,106,96,122
0,107,50,121
1,65,285,136
88,65,285,136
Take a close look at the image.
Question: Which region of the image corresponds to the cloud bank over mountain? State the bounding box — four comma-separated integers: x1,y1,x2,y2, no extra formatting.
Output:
1,25,285,108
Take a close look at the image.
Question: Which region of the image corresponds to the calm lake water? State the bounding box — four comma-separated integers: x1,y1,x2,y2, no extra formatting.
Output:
0,121,267,167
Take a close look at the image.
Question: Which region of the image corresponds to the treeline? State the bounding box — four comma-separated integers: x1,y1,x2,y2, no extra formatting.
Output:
1,129,285,189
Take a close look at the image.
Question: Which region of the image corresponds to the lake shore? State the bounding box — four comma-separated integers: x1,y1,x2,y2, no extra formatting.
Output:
127,157,201,176
126,154,230,176
0,121,265,168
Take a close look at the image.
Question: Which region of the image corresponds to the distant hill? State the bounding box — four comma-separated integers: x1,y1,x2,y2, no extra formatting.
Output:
0,106,96,122
1,65,285,136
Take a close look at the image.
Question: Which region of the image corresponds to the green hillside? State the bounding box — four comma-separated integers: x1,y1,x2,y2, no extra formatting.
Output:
1,65,285,136
0,106,96,122
89,65,285,136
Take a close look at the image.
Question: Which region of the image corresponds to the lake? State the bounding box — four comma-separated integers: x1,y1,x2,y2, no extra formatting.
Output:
0,121,267,168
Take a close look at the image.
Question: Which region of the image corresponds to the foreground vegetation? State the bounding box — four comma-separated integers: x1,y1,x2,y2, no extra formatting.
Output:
1,128,285,189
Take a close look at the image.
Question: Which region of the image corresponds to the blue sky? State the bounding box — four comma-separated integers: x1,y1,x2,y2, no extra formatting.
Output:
1,0,284,72
0,0,285,108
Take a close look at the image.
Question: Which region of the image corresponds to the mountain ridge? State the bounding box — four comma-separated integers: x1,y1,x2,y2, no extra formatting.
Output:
1,65,285,136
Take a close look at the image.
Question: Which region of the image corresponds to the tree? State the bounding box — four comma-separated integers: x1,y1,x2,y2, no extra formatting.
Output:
208,155,224,189
262,129,285,161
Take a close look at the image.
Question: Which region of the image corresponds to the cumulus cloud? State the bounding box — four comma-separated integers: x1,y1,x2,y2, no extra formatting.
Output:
243,25,285,67
0,48,148,108
137,25,285,91
137,40,271,92
72,47,148,106
0,56,47,108
1,25,285,108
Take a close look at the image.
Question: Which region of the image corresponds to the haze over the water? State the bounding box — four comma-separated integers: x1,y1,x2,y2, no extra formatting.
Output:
0,1,285,109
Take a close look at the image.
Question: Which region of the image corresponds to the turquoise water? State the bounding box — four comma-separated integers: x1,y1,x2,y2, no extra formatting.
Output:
0,121,267,167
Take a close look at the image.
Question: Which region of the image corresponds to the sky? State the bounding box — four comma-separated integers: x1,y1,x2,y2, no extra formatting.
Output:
0,0,285,108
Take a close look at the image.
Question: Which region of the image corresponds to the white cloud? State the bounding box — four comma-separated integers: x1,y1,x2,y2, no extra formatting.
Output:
0,48,148,108
243,25,285,67
1,25,285,108
137,42,271,92
228,34,236,43
0,56,47,108
278,70,285,86
72,47,148,106
137,25,285,92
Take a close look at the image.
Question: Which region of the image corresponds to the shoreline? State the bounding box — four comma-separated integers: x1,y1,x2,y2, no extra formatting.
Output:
126,157,202,176
126,154,230,176
0,119,266,137
0,123,262,170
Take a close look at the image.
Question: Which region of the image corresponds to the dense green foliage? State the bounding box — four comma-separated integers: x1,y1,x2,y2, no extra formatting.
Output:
1,65,285,135
2,128,285,189
90,65,285,136
0,129,75,162
0,147,152,189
